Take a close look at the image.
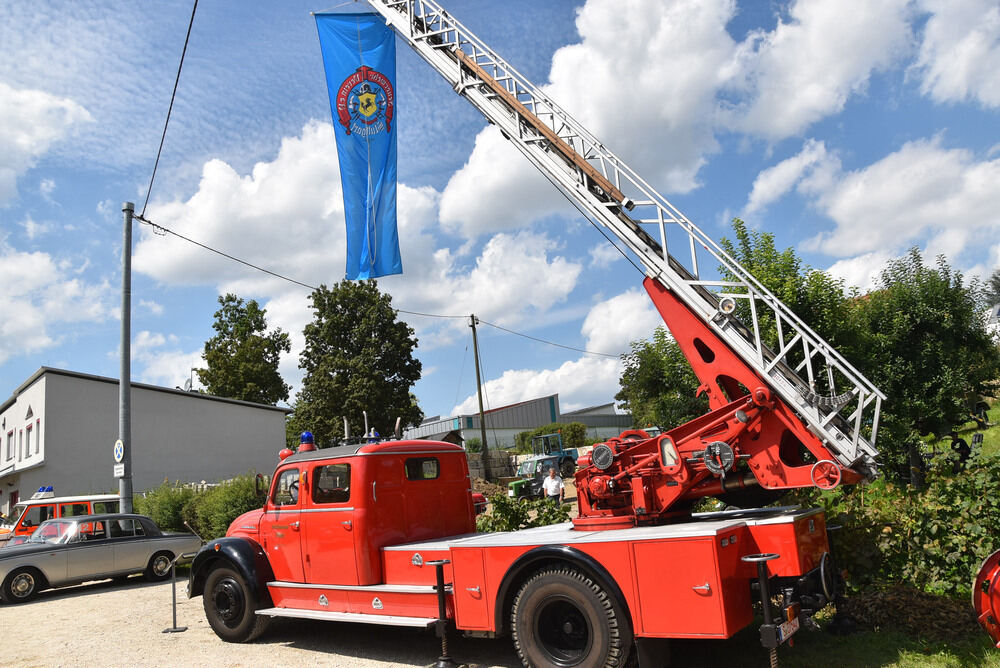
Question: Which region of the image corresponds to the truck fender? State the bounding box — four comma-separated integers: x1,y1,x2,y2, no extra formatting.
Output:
188,536,274,609
493,544,632,636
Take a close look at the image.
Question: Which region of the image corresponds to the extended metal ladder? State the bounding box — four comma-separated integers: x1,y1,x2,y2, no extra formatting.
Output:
364,0,884,476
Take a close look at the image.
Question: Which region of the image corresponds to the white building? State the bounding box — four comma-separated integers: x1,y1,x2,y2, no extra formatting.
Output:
0,367,290,515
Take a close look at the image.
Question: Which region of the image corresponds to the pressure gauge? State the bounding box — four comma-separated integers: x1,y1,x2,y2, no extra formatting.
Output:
703,441,735,475
591,444,615,471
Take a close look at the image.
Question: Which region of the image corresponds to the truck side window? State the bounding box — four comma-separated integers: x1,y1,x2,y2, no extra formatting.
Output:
313,464,351,504
60,503,89,517
273,469,300,507
404,457,440,480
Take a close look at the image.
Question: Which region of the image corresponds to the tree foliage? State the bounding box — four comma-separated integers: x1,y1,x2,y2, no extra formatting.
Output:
987,268,1000,305
852,250,1000,475
290,280,423,447
196,294,290,405
616,219,1000,484
615,326,707,430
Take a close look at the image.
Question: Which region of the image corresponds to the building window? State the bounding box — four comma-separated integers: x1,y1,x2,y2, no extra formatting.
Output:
24,425,31,459
18,430,23,462
35,419,40,454
5,431,12,461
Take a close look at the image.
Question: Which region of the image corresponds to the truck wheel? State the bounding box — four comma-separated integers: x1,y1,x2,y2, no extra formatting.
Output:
2,567,43,603
511,567,632,668
145,551,174,582
560,459,575,478
203,566,270,643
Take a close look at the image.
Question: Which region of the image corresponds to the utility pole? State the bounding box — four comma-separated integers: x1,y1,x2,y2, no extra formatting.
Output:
469,315,491,481
119,202,134,513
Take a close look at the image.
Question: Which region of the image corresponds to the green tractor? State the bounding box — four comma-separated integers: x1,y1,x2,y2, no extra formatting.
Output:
507,455,561,502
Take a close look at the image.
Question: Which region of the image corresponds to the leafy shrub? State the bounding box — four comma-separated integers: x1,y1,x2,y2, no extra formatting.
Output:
476,493,570,532
513,423,587,453
464,437,482,453
134,481,195,532
185,474,264,540
788,452,1000,595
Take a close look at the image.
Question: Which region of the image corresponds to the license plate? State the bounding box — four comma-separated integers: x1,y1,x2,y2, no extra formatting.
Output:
777,616,800,643
507,490,515,497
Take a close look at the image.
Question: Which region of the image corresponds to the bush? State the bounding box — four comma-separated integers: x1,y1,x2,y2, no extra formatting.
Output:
465,437,482,453
135,481,195,532
513,423,587,453
137,474,265,541
476,493,570,532
788,452,1000,595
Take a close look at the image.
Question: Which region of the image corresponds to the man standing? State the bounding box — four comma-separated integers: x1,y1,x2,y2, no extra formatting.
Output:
542,467,564,504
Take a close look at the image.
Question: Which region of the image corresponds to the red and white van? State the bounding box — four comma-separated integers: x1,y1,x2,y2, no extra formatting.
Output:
0,487,120,546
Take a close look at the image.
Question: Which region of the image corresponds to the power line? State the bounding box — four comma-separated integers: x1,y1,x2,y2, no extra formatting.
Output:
478,319,619,358
133,214,622,359
141,0,199,218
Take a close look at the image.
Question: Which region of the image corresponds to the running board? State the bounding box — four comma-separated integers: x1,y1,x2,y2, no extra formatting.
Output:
256,607,437,628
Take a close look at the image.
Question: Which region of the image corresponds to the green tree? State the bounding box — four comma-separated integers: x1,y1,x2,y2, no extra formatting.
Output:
196,294,290,404
987,268,1000,305
615,326,707,430
854,250,1000,481
291,280,423,446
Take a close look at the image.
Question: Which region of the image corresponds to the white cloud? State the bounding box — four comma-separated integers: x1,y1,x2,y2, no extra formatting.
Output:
588,243,621,269
914,0,1000,108
133,120,586,393
723,0,912,139
19,216,50,240
139,299,164,316
451,288,661,415
131,330,203,390
743,139,835,215
0,82,91,203
0,243,114,364
826,251,892,292
438,0,736,238
803,137,1000,258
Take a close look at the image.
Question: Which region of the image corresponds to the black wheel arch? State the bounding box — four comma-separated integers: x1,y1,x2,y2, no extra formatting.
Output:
493,545,633,637
188,537,274,609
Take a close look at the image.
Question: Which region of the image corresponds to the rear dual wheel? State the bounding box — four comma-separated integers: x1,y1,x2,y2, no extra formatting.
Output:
512,567,632,668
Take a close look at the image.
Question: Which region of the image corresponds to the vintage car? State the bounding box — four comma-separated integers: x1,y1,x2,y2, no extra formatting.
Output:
0,513,202,603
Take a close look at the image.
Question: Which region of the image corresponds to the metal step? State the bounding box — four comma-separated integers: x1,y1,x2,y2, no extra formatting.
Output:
256,607,437,627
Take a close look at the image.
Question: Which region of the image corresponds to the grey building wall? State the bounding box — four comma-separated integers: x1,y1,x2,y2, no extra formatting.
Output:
0,368,289,514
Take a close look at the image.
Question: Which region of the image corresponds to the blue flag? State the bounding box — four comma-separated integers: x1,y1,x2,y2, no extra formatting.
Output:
315,12,402,279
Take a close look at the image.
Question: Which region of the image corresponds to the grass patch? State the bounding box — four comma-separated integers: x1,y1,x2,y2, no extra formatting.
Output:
669,620,999,667
925,401,1000,460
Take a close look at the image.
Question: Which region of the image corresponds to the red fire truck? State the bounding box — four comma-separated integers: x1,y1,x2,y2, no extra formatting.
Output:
189,2,887,666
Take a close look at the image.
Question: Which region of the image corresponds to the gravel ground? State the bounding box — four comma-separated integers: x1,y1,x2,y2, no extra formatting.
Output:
2,575,521,668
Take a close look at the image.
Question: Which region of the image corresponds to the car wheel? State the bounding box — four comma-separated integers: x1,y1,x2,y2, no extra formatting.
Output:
145,551,174,582
203,566,271,643
512,567,632,668
2,567,43,604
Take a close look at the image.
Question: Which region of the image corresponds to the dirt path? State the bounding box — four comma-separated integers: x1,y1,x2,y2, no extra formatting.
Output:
2,576,520,668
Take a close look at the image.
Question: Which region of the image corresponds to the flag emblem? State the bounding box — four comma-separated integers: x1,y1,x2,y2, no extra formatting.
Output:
336,66,394,136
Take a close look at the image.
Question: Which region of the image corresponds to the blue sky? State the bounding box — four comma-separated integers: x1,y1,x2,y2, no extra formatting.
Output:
1,0,998,424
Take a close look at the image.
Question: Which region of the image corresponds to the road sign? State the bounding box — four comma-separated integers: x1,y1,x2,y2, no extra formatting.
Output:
113,463,125,478
114,439,124,463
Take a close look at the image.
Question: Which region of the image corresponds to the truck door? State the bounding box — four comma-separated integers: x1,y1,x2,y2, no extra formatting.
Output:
301,461,359,585
258,467,305,582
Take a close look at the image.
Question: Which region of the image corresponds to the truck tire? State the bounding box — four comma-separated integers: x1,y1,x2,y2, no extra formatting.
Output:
203,565,271,643
560,458,575,478
511,567,632,668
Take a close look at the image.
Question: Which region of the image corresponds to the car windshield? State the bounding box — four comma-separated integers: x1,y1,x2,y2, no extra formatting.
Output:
27,520,77,544
2,504,26,529
517,461,534,476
